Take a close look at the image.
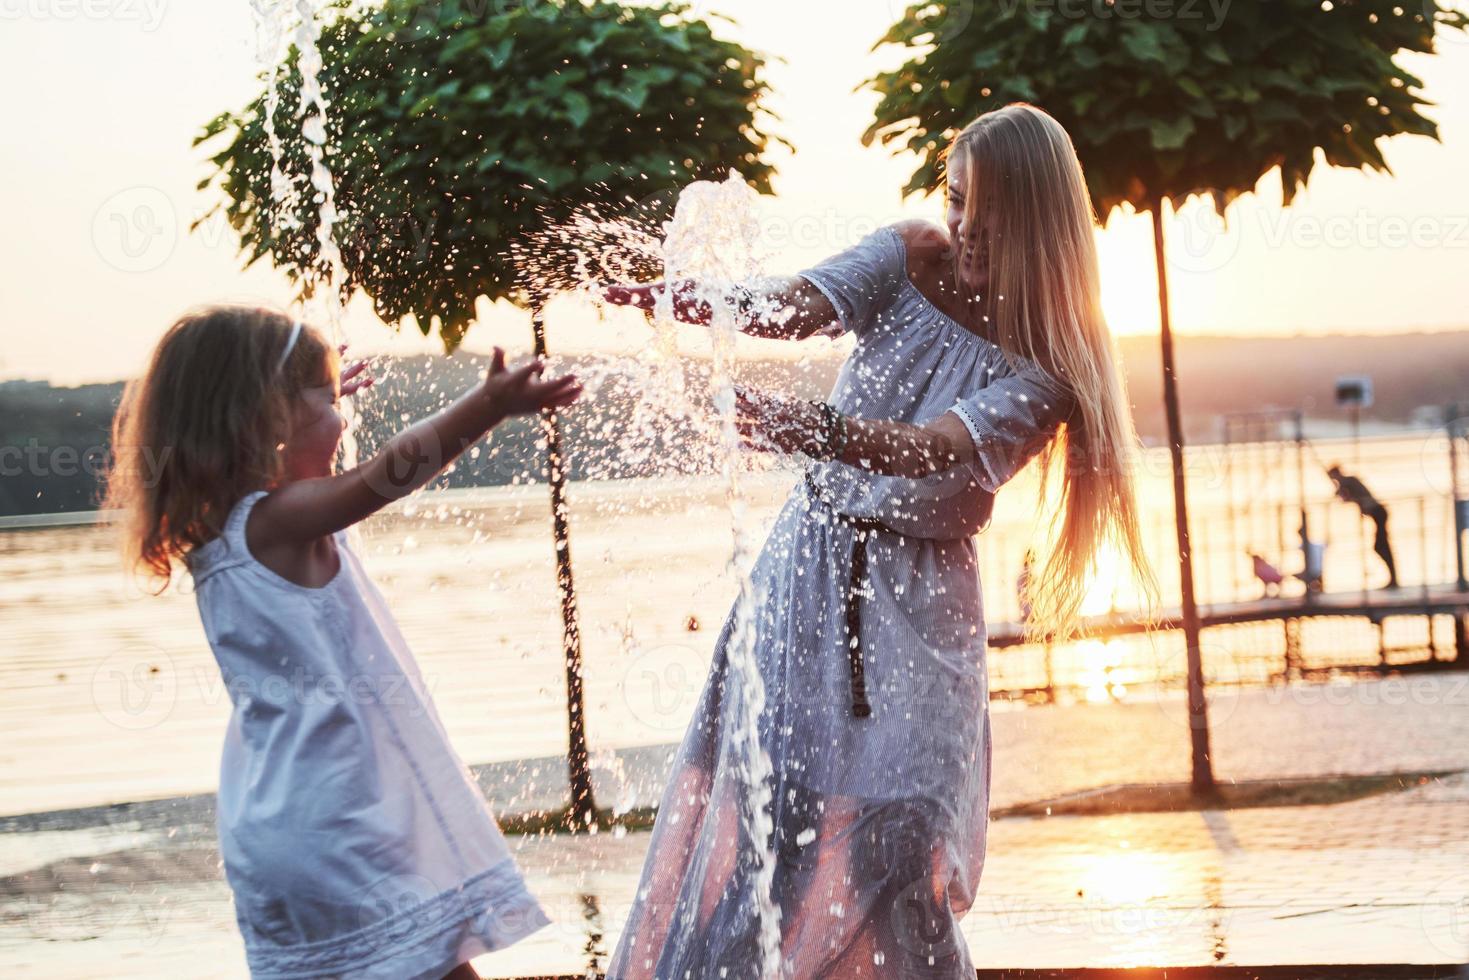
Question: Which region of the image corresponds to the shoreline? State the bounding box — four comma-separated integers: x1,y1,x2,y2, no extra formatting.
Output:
6,669,1466,829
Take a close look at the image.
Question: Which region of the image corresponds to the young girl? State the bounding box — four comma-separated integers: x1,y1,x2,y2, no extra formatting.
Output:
104,305,581,980
602,103,1155,977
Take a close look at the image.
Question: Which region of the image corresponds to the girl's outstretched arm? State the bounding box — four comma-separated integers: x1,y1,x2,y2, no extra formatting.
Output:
253,348,581,546
601,277,840,340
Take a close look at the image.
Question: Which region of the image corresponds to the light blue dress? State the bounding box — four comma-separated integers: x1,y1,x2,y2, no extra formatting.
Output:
186,491,550,979
606,225,1074,979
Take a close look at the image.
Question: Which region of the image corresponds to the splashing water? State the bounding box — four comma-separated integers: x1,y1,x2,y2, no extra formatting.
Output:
514,192,728,480
253,0,357,470
250,0,299,234
520,173,787,975
658,172,785,980
254,11,788,957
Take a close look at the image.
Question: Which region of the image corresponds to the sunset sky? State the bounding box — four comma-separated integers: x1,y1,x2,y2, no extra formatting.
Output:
2,0,1467,385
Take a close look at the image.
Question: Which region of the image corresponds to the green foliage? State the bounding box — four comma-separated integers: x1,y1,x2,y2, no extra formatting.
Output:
865,1,1468,218
195,0,781,350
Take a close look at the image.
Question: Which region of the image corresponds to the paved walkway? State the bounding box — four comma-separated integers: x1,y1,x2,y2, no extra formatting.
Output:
484,771,1469,977
3,677,1468,977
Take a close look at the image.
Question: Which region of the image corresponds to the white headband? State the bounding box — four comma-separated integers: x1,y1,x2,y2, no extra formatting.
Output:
275,319,303,374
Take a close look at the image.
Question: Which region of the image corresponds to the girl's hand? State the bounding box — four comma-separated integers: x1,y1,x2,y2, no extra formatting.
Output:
481,346,582,419
603,280,712,325
339,358,374,397
734,386,823,456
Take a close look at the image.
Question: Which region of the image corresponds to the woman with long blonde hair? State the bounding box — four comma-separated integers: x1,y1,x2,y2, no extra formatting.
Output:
603,103,1154,978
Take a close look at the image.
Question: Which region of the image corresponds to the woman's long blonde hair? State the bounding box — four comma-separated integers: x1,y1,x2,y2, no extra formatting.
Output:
103,305,336,592
946,103,1157,641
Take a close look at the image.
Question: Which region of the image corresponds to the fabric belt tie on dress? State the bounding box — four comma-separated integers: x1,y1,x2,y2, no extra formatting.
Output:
802,470,908,720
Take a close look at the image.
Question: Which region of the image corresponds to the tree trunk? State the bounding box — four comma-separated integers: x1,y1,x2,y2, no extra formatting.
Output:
1150,200,1216,795
531,299,597,827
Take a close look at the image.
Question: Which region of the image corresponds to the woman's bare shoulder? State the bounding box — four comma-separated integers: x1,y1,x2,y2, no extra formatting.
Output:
890,219,952,266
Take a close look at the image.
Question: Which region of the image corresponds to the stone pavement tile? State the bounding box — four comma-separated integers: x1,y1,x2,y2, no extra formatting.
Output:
953,795,1469,970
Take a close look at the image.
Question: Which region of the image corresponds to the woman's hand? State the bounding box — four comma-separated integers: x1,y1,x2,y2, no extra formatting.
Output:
602,280,713,325
481,347,582,420
734,386,824,457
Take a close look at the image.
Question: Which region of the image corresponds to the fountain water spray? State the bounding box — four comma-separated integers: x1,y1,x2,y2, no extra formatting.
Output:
655,171,785,980
251,0,357,469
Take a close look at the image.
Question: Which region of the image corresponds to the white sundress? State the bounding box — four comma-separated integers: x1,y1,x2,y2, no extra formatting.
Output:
186,490,550,979
606,225,1075,979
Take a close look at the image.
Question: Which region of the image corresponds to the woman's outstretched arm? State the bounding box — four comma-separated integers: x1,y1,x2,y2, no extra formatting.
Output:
602,276,842,340
733,387,973,478
736,368,1073,488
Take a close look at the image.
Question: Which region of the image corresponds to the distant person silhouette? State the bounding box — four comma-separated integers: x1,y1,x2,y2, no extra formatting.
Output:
1326,464,1399,589
1296,512,1325,595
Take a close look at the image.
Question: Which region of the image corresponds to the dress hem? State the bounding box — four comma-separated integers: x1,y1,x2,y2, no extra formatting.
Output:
242,857,550,979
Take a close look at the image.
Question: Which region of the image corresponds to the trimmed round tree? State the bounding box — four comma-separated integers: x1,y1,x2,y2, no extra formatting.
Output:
198,0,780,348
866,0,1467,793
196,0,781,827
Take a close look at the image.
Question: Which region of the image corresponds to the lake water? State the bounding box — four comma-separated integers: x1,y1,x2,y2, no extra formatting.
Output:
1,431,1463,817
